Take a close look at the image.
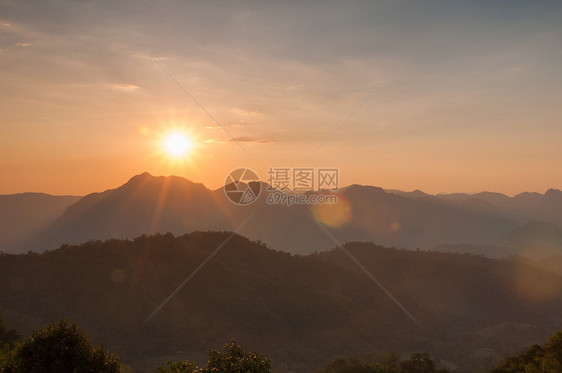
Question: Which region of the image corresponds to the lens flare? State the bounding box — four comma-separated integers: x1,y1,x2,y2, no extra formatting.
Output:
310,193,352,228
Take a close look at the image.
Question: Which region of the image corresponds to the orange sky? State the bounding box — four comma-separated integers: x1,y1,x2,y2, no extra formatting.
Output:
1,1,561,196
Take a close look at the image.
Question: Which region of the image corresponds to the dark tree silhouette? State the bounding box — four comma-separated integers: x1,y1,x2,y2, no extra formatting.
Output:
206,339,271,373
0,319,19,349
158,339,271,373
491,331,562,373
1,319,122,373
314,352,450,373
399,353,436,373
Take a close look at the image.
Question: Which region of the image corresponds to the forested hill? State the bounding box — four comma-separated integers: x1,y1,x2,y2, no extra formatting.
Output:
1,232,561,372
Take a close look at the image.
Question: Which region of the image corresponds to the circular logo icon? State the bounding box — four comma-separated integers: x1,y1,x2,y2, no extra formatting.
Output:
224,168,262,205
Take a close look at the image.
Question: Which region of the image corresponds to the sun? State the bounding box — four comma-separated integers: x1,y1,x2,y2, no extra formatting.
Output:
162,131,192,158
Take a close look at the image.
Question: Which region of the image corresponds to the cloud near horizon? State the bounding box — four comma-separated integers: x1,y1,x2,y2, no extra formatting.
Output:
204,136,274,144
0,0,561,195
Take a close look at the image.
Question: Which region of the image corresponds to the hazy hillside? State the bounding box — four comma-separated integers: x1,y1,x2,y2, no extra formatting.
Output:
339,184,514,248
430,243,514,258
20,173,231,252
0,193,81,252
12,173,520,255
1,233,561,372
388,189,562,227
497,220,562,248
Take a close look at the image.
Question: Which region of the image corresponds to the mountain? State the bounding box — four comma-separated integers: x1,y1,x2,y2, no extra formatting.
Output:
495,220,562,257
501,189,562,226
430,243,515,259
1,233,561,372
339,184,514,248
383,189,436,201
0,193,81,252
430,190,562,226
536,255,562,276
13,173,519,255
386,188,562,227
435,192,512,207
22,173,230,251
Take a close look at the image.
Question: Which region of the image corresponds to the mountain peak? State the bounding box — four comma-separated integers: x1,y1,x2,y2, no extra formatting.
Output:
128,171,154,182
124,172,204,189
125,172,154,185
545,188,562,197
343,184,386,194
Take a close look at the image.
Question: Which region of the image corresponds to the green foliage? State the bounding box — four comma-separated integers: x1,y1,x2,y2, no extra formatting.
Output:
315,352,448,373
399,353,435,373
205,339,271,373
157,360,199,373
158,339,271,373
491,331,562,373
0,319,20,349
0,318,122,373
2,233,562,372
0,318,20,368
316,355,398,373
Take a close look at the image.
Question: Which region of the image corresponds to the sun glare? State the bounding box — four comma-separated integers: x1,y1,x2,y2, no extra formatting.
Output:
162,131,192,158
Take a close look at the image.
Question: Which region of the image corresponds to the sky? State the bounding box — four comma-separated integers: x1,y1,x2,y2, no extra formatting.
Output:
1,0,561,196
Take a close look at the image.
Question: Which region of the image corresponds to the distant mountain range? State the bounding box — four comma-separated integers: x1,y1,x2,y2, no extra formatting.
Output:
0,193,81,252
2,172,561,258
432,220,562,269
386,188,562,226
1,232,561,372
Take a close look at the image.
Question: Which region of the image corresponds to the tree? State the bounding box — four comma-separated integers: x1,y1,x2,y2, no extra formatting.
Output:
157,360,199,373
157,339,271,373
491,331,562,373
0,318,20,369
541,331,562,373
399,353,436,373
205,339,271,373
315,353,448,373
1,319,123,373
0,319,20,349
316,355,399,373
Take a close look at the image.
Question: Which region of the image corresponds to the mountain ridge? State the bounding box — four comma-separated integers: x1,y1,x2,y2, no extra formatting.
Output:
1,231,561,373
4,173,561,258
0,193,81,252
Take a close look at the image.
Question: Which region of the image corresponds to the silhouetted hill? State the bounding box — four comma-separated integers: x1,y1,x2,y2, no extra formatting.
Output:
536,255,562,275
430,243,515,259
495,220,562,258
14,173,520,255
422,189,562,227
387,188,562,227
27,173,229,250
340,184,514,248
435,191,511,206
384,189,435,200
1,233,561,372
0,193,81,253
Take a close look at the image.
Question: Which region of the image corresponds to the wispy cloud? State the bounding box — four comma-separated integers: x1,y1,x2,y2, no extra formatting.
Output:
205,123,248,130
0,20,13,28
231,107,264,117
109,83,140,92
1,0,561,194
205,136,273,144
